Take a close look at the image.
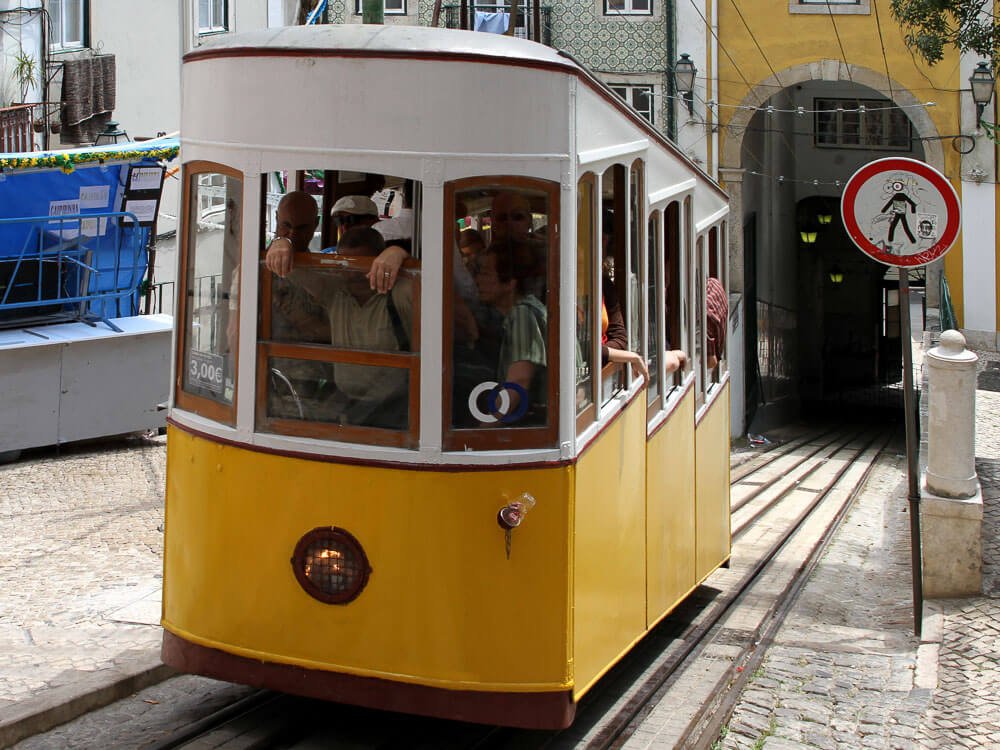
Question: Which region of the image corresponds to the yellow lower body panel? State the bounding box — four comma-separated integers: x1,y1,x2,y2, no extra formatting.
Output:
697,384,732,579
162,425,572,692
646,388,697,625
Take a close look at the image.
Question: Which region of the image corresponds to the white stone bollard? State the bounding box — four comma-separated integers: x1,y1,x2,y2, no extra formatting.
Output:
921,329,982,598
925,330,978,498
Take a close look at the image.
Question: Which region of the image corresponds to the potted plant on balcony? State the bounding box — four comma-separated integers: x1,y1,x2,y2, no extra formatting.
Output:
13,50,38,104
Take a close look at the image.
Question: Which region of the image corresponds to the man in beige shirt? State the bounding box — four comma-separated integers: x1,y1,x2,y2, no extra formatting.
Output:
266,226,414,429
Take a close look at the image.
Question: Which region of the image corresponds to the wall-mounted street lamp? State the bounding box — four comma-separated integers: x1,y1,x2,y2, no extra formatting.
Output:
969,61,995,125
829,264,844,284
673,53,697,115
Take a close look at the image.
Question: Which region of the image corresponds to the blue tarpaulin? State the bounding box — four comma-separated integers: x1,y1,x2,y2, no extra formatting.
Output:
0,139,179,324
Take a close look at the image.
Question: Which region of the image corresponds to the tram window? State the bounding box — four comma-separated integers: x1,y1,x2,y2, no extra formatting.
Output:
176,167,243,424
646,211,662,410
707,226,728,384
444,178,558,451
601,166,627,403
257,179,421,446
628,161,643,355
576,174,597,427
694,235,706,402
665,201,683,389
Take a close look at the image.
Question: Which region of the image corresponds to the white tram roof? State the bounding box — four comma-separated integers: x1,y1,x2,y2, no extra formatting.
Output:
188,23,573,69
183,25,727,211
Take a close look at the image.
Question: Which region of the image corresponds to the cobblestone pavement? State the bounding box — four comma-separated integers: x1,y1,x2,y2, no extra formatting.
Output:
915,457,1000,750
711,346,1000,750
0,436,166,712
3,348,999,749
713,452,934,750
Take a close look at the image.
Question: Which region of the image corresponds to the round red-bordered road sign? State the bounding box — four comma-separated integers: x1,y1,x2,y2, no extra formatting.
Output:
841,157,960,267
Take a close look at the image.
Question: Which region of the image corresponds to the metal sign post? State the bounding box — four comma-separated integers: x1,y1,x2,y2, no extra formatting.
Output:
841,157,961,638
898,270,922,636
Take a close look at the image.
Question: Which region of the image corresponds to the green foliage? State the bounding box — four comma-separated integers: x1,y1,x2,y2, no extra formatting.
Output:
890,0,999,66
12,49,38,102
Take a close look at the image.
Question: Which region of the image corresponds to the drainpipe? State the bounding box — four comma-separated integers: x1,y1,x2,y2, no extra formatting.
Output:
666,3,676,141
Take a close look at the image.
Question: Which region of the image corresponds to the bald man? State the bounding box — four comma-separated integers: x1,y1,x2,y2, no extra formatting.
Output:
266,191,408,295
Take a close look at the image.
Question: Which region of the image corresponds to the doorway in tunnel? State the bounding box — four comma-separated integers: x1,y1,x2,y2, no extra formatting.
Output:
737,75,934,434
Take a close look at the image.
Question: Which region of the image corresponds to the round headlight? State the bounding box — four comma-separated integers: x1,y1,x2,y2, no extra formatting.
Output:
292,527,371,604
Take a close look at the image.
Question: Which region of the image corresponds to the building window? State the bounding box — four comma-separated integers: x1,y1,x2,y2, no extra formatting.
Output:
50,0,87,51
814,98,911,150
609,84,655,125
198,0,228,33
791,0,869,14
605,0,651,15
355,0,407,15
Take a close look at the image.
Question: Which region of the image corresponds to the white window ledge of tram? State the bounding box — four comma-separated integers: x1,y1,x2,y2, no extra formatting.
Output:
695,370,731,425
575,375,646,450
578,140,648,172
646,372,695,437
169,410,242,442
695,207,729,235
648,181,695,212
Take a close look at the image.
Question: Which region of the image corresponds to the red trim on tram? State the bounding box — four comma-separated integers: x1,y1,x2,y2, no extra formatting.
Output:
166,416,572,471
184,45,576,75
162,631,576,730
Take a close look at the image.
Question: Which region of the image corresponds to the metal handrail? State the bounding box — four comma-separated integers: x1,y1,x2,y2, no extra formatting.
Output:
0,211,147,331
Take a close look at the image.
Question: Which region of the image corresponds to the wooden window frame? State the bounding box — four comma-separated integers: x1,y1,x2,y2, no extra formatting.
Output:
174,161,243,426
442,175,560,452
255,254,421,450
813,97,911,151
576,172,598,434
645,209,663,417
600,164,628,407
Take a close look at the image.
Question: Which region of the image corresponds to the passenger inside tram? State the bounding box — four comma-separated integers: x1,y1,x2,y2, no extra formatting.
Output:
458,228,486,268
706,274,727,371
599,211,648,380
472,238,548,425
264,226,414,429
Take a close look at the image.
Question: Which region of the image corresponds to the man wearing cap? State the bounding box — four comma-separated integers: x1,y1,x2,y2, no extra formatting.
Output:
267,194,408,295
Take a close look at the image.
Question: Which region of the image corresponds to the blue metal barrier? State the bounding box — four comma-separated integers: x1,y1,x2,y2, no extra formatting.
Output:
0,211,148,332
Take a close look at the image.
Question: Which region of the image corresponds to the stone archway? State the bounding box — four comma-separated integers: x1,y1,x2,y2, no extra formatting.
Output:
720,59,945,295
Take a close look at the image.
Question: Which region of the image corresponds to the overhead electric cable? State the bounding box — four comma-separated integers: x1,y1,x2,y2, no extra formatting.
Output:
825,2,854,83
728,0,784,89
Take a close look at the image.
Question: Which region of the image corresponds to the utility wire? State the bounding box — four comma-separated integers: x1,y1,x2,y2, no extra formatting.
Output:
825,1,854,83
872,0,895,103
727,0,783,89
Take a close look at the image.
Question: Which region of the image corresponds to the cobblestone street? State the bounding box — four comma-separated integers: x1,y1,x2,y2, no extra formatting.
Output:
0,437,166,711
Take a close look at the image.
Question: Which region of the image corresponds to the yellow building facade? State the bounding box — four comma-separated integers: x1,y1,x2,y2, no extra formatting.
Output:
703,0,997,428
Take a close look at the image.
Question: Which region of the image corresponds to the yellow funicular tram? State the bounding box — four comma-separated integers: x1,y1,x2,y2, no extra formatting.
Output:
162,24,731,729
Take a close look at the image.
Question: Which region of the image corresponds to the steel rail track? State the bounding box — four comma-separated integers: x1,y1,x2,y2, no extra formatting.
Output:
584,429,892,750
731,428,871,534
